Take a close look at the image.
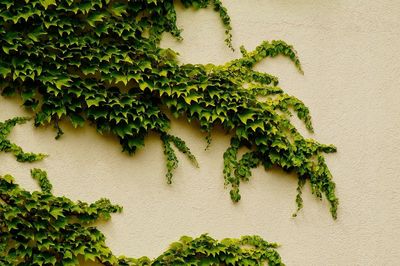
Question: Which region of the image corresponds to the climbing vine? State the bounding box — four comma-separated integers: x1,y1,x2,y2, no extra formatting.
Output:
0,170,122,265
0,117,47,162
132,234,283,265
0,117,284,265
0,0,340,264
0,172,284,265
0,1,337,217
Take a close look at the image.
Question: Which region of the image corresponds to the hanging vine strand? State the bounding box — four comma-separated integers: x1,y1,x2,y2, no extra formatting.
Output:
0,0,338,218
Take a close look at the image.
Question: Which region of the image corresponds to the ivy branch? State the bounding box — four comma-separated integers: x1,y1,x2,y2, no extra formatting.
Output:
0,117,47,162
0,170,123,265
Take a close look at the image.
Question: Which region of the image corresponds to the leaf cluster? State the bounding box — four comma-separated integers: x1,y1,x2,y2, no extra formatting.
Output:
129,235,283,266
0,171,122,265
0,117,47,162
161,133,199,184
0,0,338,217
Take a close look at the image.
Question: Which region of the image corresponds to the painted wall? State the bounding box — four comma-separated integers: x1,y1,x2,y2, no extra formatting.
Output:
1,0,399,265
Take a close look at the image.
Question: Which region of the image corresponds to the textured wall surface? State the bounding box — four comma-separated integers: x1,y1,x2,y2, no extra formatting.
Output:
1,0,400,265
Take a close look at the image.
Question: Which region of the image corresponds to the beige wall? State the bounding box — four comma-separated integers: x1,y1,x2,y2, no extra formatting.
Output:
1,1,400,265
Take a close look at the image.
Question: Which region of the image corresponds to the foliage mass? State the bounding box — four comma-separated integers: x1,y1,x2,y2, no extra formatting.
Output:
0,0,338,218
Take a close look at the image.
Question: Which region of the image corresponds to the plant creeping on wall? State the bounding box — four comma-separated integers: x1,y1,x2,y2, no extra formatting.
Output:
0,117,47,162
0,170,284,265
0,117,284,265
0,0,340,264
0,0,337,218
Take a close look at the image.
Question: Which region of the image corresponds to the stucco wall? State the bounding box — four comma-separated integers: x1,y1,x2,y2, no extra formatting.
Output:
1,1,400,265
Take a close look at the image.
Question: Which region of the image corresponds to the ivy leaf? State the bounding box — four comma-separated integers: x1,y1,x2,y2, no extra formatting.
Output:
87,13,107,27
237,111,255,124
87,98,103,107
69,114,85,128
109,3,128,17
0,64,11,78
40,0,56,9
271,139,288,150
248,120,265,131
184,93,201,104
50,208,64,219
53,77,71,90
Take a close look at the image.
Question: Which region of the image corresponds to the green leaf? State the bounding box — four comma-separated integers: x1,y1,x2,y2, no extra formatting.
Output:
87,98,103,107
237,111,255,124
87,13,107,27
184,93,201,104
69,114,85,128
109,3,127,17
0,64,11,78
50,208,64,219
40,0,56,9
248,120,264,131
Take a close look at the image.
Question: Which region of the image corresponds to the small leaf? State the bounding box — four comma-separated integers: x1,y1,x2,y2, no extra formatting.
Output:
237,111,255,124
70,114,85,128
40,0,56,9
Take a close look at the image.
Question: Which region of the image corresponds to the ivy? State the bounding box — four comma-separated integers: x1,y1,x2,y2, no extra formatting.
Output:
130,234,283,265
0,171,122,265
0,171,284,265
0,117,47,162
0,117,284,265
161,133,198,184
0,117,119,265
0,0,338,218
30,168,52,193
0,169,284,265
